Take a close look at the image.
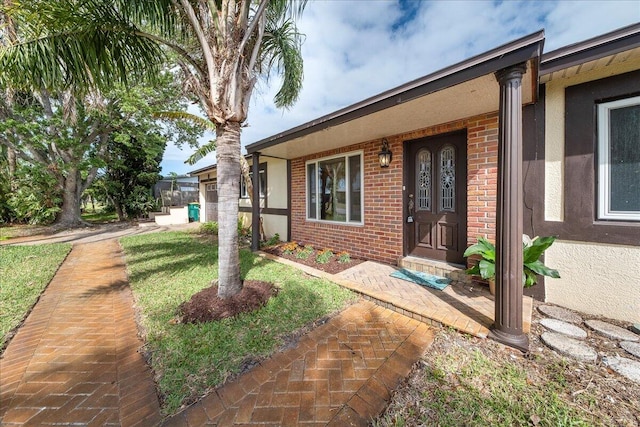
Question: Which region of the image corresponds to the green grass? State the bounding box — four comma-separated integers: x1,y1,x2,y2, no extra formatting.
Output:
120,231,357,415
81,210,118,223
375,335,600,427
0,243,72,349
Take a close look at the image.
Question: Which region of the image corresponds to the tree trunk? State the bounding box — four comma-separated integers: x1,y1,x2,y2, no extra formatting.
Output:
216,121,242,298
7,147,16,191
56,168,86,227
114,199,125,221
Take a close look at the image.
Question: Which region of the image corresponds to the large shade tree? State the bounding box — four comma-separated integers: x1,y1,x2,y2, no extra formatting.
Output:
0,0,306,297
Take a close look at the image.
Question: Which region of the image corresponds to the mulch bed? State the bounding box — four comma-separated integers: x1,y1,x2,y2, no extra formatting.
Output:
178,280,278,324
261,243,364,275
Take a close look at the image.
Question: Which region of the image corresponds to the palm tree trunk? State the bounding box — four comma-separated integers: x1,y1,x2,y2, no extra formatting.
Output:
216,121,242,298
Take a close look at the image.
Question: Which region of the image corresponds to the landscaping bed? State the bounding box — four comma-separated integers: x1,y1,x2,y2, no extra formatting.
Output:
261,241,364,275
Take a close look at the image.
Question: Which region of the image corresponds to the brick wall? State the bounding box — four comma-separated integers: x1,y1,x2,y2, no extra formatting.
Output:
290,112,499,265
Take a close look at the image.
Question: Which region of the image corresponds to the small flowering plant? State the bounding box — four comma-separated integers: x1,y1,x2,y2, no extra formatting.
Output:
296,245,314,260
337,251,351,263
316,248,334,264
281,241,299,255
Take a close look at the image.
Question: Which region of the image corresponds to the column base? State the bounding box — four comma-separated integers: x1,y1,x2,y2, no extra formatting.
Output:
488,327,529,352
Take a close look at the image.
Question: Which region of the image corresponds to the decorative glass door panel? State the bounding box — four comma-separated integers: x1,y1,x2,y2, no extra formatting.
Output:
405,132,467,263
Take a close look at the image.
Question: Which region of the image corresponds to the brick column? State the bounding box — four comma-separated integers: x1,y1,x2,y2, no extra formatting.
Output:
251,152,261,252
490,63,529,352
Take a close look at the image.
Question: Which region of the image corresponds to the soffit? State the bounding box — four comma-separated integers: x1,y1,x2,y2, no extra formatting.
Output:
253,69,535,160
540,46,640,83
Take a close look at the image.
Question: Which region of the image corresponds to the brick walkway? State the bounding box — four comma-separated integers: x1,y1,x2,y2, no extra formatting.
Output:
261,254,532,338
162,301,434,427
0,240,161,426
0,232,534,426
334,261,533,337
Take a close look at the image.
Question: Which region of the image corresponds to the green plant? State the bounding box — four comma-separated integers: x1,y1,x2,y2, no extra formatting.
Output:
463,235,560,288
200,221,219,234
281,241,299,255
337,251,351,263
262,233,280,247
296,245,313,260
237,218,250,237
316,248,334,264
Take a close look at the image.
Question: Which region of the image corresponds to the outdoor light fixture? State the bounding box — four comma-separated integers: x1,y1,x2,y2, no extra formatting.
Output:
378,138,392,168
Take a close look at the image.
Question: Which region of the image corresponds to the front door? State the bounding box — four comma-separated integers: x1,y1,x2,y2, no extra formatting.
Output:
405,131,467,264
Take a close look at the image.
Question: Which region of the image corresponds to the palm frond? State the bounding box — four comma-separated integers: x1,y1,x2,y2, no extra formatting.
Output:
185,141,216,165
261,17,304,108
153,110,216,131
0,0,167,92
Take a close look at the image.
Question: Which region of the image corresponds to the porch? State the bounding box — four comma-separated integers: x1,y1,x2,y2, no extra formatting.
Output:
259,252,533,339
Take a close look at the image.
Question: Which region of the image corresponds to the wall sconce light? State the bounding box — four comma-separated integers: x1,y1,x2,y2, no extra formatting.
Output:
378,138,392,168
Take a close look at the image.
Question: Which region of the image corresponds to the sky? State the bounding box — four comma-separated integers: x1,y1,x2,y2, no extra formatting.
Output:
159,0,640,176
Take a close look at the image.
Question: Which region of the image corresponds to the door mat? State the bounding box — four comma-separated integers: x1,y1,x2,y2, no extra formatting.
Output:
390,268,451,291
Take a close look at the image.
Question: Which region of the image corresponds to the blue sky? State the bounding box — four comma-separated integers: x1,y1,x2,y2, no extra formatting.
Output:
160,0,640,176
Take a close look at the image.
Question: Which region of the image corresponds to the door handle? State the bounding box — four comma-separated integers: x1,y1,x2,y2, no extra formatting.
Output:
407,194,414,223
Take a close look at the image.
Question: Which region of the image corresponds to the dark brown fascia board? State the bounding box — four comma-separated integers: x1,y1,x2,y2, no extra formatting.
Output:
246,30,545,154
188,153,259,176
188,163,217,176
540,23,640,76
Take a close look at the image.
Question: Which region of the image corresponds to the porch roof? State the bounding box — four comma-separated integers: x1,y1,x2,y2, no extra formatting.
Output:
540,23,640,83
246,30,545,159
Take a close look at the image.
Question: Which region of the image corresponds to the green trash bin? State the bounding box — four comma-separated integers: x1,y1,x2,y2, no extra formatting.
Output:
188,203,200,222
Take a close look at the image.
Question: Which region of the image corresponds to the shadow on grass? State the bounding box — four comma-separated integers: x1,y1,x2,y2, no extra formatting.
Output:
119,231,357,415
121,232,219,284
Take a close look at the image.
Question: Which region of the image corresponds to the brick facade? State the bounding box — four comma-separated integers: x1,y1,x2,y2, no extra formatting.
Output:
290,112,498,265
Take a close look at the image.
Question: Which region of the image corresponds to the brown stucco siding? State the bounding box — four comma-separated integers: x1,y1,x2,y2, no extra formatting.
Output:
290,112,500,265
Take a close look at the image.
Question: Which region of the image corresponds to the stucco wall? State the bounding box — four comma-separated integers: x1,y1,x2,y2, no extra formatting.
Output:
194,157,288,239
544,57,640,222
545,241,640,323
542,56,640,321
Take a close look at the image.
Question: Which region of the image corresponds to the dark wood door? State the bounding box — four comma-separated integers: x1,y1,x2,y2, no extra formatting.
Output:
405,131,467,264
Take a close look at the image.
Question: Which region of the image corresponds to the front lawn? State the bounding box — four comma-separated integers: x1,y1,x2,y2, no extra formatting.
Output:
0,243,72,350
120,231,357,415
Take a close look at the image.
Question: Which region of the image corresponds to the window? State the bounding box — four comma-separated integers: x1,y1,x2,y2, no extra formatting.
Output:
306,152,363,224
240,166,266,199
597,96,640,221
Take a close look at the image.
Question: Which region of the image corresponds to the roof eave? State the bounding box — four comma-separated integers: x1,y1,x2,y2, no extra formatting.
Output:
246,30,544,154
540,23,640,76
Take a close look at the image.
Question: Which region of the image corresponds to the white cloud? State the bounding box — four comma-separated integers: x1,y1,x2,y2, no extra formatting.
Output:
162,0,639,175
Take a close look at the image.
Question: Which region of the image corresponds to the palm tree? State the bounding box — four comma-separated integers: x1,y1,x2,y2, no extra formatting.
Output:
0,0,306,298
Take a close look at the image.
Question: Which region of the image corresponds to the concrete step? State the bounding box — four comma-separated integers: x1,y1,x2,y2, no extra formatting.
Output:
397,256,471,284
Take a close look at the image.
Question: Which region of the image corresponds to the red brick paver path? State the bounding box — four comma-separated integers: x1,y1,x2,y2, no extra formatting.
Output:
0,240,161,426
163,300,435,427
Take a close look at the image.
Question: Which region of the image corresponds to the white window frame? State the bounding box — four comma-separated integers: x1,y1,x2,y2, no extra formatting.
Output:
597,95,640,221
305,151,364,225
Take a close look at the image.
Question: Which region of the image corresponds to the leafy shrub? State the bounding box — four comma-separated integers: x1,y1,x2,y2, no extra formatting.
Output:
262,233,280,247
200,221,219,234
316,248,334,264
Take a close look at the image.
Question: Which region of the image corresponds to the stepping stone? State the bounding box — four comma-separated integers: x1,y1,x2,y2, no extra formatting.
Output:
538,305,582,324
539,318,587,339
541,332,597,362
585,320,640,342
602,356,640,384
620,341,640,359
